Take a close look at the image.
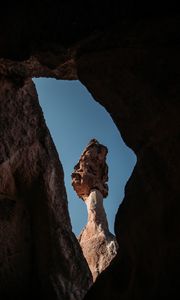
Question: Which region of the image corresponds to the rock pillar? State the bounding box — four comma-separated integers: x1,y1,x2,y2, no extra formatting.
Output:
72,139,118,281
85,189,109,233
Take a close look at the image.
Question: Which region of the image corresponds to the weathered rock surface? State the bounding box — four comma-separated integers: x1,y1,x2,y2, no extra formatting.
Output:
78,190,118,281
0,78,92,299
72,140,118,281
72,139,108,199
0,3,180,300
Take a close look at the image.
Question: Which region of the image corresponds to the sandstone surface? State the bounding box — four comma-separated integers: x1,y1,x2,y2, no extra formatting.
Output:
72,139,108,199
72,140,118,281
78,190,118,281
0,78,92,299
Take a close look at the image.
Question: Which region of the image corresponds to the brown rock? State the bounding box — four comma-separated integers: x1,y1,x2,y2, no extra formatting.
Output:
0,78,92,299
72,140,118,281
72,139,108,199
78,190,118,281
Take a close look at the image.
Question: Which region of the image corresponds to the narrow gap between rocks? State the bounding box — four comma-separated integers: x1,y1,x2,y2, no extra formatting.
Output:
33,78,136,237
33,77,137,282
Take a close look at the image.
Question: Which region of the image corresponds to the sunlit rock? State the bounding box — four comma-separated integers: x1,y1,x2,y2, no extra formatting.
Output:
72,139,118,281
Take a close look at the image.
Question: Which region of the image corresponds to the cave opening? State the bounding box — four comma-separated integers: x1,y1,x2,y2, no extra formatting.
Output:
33,78,136,237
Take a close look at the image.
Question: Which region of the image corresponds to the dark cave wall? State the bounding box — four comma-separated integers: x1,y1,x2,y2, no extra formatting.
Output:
0,78,92,299
0,1,179,60
77,18,180,300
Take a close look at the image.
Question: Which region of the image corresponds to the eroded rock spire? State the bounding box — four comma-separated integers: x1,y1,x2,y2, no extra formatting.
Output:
72,139,118,281
72,138,108,200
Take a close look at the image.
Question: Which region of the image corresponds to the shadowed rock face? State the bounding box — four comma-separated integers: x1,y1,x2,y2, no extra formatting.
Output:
77,20,180,300
72,140,118,281
0,78,92,299
0,3,180,300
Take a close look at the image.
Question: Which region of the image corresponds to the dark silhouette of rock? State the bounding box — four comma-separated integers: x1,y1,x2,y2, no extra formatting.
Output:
77,20,180,300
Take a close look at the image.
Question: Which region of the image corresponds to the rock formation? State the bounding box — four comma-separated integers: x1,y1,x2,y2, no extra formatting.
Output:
0,2,180,300
0,78,92,299
72,139,118,281
72,139,109,199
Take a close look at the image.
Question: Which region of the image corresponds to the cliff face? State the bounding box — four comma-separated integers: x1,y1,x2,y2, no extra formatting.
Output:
0,3,180,300
0,78,92,299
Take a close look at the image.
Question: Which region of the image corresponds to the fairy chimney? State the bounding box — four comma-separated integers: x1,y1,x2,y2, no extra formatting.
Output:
71,139,118,281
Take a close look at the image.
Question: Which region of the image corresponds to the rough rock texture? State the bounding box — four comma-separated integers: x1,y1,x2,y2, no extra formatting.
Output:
0,2,180,300
0,78,92,299
78,189,118,281
72,139,118,281
77,19,180,300
72,139,108,199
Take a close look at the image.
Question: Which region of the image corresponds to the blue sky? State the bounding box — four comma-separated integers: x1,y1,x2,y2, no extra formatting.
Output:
33,78,136,235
